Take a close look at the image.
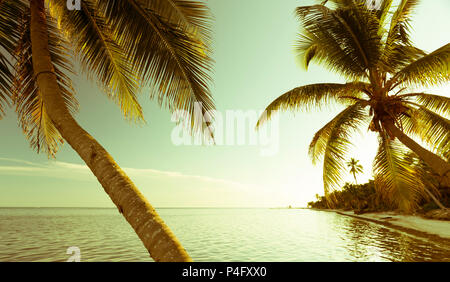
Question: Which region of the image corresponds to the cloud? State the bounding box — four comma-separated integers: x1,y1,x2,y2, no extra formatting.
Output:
0,157,45,167
0,158,293,207
0,157,252,190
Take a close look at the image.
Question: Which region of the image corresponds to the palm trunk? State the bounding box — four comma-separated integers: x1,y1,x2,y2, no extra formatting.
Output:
385,122,450,195
353,172,357,185
423,187,447,210
30,0,191,262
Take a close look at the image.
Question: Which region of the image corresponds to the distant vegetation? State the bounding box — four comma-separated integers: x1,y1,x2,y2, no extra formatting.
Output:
309,153,450,219
308,180,450,216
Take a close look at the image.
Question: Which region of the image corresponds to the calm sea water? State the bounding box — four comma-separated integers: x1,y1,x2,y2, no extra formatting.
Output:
0,207,449,262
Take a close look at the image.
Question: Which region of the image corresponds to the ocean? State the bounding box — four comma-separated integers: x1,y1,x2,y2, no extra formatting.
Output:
0,207,449,262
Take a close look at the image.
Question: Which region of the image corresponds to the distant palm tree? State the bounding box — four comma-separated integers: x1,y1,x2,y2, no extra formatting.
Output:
0,0,215,261
257,0,449,212
346,158,363,184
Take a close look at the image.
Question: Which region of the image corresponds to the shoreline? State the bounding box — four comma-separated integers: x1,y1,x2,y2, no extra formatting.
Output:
311,208,450,245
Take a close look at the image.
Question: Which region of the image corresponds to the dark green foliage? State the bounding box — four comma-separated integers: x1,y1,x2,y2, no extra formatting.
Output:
309,179,449,213
308,180,391,212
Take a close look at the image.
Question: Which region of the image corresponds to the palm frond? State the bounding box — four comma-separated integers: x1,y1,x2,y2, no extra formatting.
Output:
0,0,26,118
308,103,369,195
96,0,215,134
295,3,382,79
295,31,319,70
385,0,419,46
401,106,450,156
48,0,144,122
401,92,450,116
139,0,211,42
404,151,442,200
0,53,11,118
381,44,426,74
295,6,367,79
376,0,393,28
380,0,425,73
257,82,370,128
13,10,78,157
389,43,450,88
373,131,425,212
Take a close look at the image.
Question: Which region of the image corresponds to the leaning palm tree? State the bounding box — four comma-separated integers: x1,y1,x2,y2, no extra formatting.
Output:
346,158,363,184
257,0,449,212
0,0,215,261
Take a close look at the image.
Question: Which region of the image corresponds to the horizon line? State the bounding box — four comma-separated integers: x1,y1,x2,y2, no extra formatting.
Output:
0,206,308,209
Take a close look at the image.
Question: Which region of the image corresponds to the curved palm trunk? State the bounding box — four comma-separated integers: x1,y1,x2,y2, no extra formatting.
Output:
423,187,447,210
30,0,192,262
385,122,450,206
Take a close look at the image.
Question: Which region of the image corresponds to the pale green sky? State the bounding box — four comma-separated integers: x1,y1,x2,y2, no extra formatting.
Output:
0,0,449,207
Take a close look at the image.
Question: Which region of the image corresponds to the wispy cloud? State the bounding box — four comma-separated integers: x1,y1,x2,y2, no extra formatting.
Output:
0,157,45,167
0,158,251,190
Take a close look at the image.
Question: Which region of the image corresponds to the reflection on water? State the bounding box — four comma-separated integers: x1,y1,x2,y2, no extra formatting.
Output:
330,215,449,262
0,208,448,262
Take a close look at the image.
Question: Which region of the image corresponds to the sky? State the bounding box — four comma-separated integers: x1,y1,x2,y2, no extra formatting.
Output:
0,0,449,208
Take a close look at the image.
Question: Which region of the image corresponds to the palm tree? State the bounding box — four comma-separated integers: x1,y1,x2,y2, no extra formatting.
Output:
346,158,363,184
257,0,449,212
0,0,215,261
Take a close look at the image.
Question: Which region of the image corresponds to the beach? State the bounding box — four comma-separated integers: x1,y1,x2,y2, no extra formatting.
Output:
318,209,450,243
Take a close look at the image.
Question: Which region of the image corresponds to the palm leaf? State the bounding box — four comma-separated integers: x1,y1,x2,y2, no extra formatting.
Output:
295,5,368,79
140,0,211,42
401,106,450,156
381,44,426,74
308,103,369,196
96,0,214,134
401,92,450,116
376,0,393,29
373,131,426,212
13,10,78,157
0,0,26,118
385,0,419,46
257,82,370,128
295,3,382,79
404,151,442,201
380,0,426,73
415,94,450,116
48,0,144,122
0,53,11,118
389,43,450,88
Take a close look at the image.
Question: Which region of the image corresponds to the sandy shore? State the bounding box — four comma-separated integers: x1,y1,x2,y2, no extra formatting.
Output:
314,209,450,242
